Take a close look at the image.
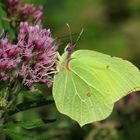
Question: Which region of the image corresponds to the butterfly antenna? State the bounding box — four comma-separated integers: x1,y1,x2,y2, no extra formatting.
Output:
56,33,79,40
66,23,72,44
74,28,84,47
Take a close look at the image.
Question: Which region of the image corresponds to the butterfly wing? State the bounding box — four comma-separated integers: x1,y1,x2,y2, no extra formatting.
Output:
53,52,113,126
69,50,140,103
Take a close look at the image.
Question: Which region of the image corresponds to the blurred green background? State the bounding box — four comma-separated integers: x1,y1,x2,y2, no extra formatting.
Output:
12,0,140,139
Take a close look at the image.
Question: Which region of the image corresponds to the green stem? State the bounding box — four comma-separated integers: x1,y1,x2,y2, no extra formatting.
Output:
7,99,54,117
0,118,5,140
16,94,23,133
0,131,5,140
2,81,21,119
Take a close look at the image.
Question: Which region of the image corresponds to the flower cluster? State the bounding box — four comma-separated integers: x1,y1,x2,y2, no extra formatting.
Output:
18,22,58,91
0,0,57,92
5,0,43,23
0,38,21,81
0,22,58,91
6,0,20,13
19,4,43,23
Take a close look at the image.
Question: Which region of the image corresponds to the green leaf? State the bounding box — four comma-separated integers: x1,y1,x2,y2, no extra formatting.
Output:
0,3,16,40
53,50,140,126
3,128,37,140
15,119,56,129
8,99,54,116
4,119,56,130
0,3,10,31
22,90,44,100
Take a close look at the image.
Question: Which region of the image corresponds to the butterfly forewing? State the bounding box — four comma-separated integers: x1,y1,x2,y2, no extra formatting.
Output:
70,50,140,103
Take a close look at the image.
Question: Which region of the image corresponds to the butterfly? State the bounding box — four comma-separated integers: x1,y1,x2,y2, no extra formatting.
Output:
52,26,140,126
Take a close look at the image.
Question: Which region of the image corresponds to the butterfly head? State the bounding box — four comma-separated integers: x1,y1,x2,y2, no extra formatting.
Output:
65,43,75,58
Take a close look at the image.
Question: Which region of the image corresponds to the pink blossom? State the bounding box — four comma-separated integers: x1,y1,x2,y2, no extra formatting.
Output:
0,22,58,91
18,22,58,90
6,0,20,13
19,4,35,20
5,0,43,23
19,4,43,22
33,6,43,22
0,38,21,81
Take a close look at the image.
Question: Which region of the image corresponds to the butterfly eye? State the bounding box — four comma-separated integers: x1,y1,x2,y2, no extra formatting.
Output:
65,44,75,53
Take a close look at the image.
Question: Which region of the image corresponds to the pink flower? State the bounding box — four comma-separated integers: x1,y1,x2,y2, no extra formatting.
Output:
4,0,43,23
7,0,19,4
18,22,54,51
0,22,58,91
18,22,58,90
19,4,35,20
19,4,43,22
0,38,21,81
6,0,20,13
33,6,43,22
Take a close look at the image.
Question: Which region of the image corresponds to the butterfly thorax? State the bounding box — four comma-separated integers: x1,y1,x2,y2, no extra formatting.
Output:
65,43,75,59
57,44,75,72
